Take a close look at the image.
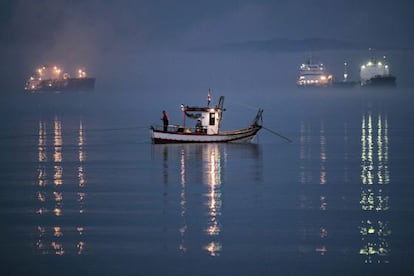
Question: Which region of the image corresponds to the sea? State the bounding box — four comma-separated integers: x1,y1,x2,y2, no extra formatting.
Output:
1,85,414,275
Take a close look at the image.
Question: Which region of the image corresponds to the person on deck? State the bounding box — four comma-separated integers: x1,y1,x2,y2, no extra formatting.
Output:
195,119,202,133
162,110,169,131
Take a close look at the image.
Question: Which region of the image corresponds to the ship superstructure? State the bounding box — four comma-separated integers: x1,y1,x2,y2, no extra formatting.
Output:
360,51,396,87
297,58,332,86
25,65,95,92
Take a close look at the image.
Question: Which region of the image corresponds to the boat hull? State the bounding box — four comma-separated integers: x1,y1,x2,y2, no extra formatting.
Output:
361,75,396,87
26,77,96,92
151,126,261,144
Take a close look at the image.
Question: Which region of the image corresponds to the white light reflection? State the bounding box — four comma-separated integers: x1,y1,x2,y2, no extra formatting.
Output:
359,113,391,264
203,144,223,256
173,144,224,256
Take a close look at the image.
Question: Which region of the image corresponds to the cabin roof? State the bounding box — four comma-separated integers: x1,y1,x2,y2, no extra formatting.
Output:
184,106,220,112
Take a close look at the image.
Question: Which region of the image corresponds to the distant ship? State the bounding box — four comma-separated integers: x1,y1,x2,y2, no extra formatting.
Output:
297,57,332,87
332,61,357,88
25,65,95,92
360,50,396,87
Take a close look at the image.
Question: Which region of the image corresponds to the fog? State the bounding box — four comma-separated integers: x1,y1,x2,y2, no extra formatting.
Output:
1,0,413,97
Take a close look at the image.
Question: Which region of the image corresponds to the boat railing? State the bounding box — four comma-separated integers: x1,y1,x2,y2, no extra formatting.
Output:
151,124,208,134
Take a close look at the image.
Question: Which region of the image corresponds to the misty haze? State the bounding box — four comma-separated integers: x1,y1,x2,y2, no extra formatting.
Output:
1,1,414,275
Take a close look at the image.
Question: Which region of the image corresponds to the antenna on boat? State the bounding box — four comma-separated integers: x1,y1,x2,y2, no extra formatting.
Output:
217,96,225,110
207,89,211,106
217,96,225,130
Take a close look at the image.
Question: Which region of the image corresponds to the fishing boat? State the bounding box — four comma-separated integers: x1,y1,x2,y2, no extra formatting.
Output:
150,95,263,144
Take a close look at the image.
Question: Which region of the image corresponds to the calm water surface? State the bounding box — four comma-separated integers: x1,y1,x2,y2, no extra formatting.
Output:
1,87,414,275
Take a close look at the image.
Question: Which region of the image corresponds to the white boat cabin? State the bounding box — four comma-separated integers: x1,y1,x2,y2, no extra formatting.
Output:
182,96,224,135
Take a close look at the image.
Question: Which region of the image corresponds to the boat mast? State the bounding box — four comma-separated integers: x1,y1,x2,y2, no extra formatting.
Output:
207,89,211,107
217,96,225,130
343,61,348,82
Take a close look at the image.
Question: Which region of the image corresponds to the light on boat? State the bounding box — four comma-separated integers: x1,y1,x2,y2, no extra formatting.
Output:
77,69,86,78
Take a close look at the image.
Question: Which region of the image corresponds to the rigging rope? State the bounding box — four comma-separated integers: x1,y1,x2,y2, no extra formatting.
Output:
262,126,292,143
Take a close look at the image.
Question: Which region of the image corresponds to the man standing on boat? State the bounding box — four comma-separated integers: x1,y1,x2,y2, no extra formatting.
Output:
162,110,169,131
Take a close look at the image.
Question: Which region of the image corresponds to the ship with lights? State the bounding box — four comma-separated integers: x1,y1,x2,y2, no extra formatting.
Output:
332,61,357,88
297,58,332,87
25,65,95,92
360,50,396,87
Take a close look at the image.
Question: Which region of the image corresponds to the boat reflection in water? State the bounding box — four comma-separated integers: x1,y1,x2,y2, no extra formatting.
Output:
36,116,87,255
155,143,261,257
359,113,391,263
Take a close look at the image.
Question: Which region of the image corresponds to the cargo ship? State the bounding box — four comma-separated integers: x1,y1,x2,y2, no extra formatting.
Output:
360,50,396,87
332,61,357,88
25,65,95,92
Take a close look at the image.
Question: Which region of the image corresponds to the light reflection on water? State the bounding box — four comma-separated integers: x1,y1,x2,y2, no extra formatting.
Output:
27,108,395,267
359,112,391,263
298,112,392,263
155,143,261,257
35,116,87,255
202,144,222,256
170,144,225,257
298,120,330,255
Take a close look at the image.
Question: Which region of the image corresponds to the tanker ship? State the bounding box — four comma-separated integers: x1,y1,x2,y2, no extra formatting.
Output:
25,65,95,92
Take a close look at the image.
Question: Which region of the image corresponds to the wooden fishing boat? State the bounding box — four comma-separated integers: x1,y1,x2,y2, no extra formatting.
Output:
150,95,263,144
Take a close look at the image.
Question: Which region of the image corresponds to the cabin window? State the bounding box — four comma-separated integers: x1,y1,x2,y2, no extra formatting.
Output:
209,113,215,125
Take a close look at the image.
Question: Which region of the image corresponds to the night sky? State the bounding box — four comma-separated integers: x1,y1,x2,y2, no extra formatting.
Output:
1,0,413,91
